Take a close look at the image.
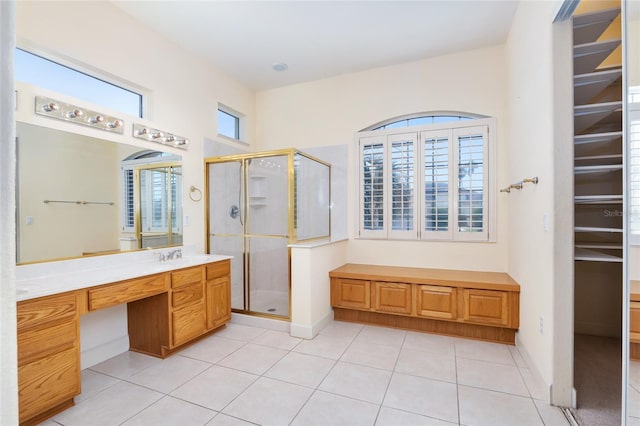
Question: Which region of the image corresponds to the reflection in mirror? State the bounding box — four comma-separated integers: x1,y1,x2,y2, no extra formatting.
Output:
628,1,640,423
137,164,182,248
16,122,182,264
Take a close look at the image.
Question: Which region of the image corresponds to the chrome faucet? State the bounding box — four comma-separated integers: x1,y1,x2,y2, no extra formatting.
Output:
167,248,183,260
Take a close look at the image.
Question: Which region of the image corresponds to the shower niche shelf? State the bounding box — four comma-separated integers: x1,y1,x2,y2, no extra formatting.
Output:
249,175,268,207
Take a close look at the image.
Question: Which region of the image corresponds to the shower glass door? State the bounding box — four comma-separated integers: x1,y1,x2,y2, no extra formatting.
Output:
246,155,290,316
208,160,245,311
208,154,291,318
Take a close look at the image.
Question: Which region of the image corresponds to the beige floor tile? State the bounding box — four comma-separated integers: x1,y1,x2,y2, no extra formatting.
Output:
90,351,162,380
355,325,407,347
222,377,313,426
341,340,401,370
178,336,246,364
206,413,256,425
170,365,258,411
218,343,288,375
457,357,529,396
520,367,548,400
320,321,364,339
402,332,456,357
455,338,515,365
75,369,120,403
294,333,354,359
508,345,529,368
395,348,456,383
212,323,267,341
291,390,379,426
375,407,457,426
53,381,163,426
251,329,303,350
265,351,336,388
319,361,392,404
122,395,216,426
382,372,458,424
458,385,543,426
533,399,570,426
127,355,211,394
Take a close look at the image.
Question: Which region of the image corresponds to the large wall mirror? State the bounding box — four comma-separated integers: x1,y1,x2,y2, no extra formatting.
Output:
16,122,183,264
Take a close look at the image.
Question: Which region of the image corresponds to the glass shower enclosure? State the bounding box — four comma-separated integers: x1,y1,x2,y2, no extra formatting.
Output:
206,149,331,319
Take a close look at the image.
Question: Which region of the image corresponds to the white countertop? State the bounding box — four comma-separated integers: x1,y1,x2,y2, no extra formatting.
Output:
16,247,231,302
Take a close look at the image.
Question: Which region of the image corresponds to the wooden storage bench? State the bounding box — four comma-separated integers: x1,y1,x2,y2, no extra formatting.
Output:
329,263,520,344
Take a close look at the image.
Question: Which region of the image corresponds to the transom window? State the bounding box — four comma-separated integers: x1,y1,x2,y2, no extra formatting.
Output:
218,104,242,141
14,48,144,117
369,113,477,131
358,113,495,242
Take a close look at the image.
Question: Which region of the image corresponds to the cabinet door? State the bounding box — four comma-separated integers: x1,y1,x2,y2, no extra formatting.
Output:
416,285,457,320
171,302,207,347
631,302,640,343
206,275,231,330
18,346,79,422
462,289,508,326
372,282,412,315
331,278,371,310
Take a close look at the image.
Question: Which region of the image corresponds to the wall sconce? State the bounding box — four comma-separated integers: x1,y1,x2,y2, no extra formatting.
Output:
35,96,125,134
133,123,189,150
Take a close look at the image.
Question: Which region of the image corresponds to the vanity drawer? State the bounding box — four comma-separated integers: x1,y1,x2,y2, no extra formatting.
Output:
18,320,76,366
18,346,79,422
172,267,203,289
17,292,76,332
172,282,203,308
88,274,168,311
206,260,230,280
172,301,206,347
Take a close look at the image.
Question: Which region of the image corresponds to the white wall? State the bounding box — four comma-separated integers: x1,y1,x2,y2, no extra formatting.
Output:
256,45,510,272
506,0,572,406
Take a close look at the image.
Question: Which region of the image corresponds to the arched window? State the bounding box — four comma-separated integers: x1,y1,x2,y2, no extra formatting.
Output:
357,112,495,242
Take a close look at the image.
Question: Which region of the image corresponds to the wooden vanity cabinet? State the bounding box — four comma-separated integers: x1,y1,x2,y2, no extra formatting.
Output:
206,260,231,330
170,266,207,347
17,292,80,425
330,264,520,344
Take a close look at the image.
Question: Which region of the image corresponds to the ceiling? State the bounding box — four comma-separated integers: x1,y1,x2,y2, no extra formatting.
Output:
113,1,519,91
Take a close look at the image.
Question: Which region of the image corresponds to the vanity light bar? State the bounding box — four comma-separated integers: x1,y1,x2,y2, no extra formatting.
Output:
132,123,189,150
35,96,125,134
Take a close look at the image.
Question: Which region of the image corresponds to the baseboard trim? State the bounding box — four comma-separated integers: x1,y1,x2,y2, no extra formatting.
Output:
81,335,129,369
290,311,334,339
515,333,553,405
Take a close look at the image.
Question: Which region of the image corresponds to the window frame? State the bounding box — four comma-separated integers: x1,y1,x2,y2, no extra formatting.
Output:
217,103,246,143
357,117,496,242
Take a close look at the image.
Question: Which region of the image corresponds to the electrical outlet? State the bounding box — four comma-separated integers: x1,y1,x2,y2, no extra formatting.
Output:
539,316,544,334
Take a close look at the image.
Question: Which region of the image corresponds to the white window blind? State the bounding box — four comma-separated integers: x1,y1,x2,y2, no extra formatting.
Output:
389,133,418,238
361,136,386,237
454,126,488,240
122,167,135,232
358,119,493,242
422,130,452,239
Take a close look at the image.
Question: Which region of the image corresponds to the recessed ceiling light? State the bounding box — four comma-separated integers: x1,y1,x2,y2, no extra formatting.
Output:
272,62,288,72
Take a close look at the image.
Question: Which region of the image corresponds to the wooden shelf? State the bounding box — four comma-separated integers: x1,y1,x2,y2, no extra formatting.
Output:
575,226,623,233
574,194,622,204
574,39,622,75
574,101,622,134
574,164,622,175
575,242,622,250
574,247,623,262
574,69,622,105
573,8,620,45
574,131,622,146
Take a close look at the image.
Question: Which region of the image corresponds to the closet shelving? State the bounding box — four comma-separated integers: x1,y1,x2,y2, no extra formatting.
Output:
573,7,623,263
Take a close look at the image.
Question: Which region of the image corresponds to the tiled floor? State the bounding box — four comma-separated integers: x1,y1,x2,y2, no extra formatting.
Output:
41,320,570,426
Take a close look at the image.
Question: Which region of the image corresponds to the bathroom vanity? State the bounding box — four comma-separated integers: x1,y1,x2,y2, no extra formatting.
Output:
16,254,231,425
